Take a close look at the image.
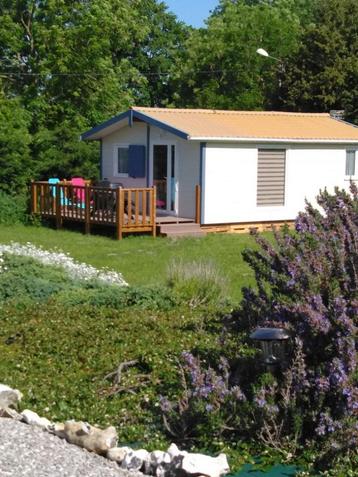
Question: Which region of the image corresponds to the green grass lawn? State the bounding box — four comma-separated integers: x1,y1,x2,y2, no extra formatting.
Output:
0,224,258,301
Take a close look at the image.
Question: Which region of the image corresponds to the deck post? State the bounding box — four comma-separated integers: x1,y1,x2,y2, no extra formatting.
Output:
116,187,122,240
195,184,201,224
85,184,91,235
31,181,37,214
55,183,62,229
151,186,157,237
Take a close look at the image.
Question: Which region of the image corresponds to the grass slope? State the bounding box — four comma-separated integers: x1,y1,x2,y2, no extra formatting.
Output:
0,225,257,301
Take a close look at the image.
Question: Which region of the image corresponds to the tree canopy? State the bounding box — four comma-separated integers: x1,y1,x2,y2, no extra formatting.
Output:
0,0,357,191
278,0,358,124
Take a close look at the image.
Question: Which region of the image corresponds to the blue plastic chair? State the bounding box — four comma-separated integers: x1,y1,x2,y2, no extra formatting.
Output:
48,178,71,206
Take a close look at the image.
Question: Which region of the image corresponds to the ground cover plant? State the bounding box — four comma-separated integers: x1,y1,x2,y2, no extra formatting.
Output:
0,246,237,454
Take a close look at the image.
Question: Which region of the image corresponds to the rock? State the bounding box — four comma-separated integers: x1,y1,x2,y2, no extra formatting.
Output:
106,446,131,464
121,448,150,472
167,443,187,460
155,464,167,477
167,443,181,458
150,450,171,467
62,420,117,455
21,409,52,430
180,453,229,477
147,450,172,475
0,384,23,409
49,422,66,439
0,407,22,420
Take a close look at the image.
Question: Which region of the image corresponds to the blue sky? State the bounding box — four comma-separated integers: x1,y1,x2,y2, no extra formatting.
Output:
164,0,219,27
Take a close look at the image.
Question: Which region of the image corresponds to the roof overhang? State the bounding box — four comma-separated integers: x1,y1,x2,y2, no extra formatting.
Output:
189,137,358,144
81,109,190,141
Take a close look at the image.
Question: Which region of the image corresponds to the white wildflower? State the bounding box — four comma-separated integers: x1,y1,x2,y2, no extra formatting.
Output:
0,242,128,287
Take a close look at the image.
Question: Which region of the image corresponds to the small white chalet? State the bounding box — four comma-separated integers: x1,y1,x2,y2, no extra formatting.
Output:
82,107,358,230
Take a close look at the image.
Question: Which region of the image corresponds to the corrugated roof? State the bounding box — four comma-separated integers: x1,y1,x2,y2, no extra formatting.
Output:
132,107,358,141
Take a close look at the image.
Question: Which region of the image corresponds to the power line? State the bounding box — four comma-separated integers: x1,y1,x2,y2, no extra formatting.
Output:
0,67,266,78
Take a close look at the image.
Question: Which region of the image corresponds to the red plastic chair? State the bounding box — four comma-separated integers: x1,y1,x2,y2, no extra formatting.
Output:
71,177,86,207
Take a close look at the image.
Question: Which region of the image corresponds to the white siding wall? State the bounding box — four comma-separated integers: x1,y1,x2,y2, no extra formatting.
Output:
102,122,147,188
101,123,200,218
177,141,200,218
202,143,352,224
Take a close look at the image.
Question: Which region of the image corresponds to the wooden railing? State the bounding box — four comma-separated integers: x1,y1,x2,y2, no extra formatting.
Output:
31,181,156,240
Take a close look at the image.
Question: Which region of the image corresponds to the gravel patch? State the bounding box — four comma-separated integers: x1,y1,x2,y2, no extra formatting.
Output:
0,417,145,477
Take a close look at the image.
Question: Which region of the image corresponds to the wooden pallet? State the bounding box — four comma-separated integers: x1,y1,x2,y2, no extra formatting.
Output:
201,220,295,234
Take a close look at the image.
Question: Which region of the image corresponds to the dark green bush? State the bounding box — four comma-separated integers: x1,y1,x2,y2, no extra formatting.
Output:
0,191,29,225
55,284,177,311
0,254,77,303
0,252,177,311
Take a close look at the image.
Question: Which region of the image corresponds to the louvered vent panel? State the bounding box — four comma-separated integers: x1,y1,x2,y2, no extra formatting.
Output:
257,149,286,206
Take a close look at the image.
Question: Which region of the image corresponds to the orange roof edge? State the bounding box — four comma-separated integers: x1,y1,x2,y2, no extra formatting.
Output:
82,107,358,142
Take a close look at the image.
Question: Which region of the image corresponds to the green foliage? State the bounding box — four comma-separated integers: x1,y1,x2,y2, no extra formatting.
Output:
279,0,358,123
167,259,228,308
0,191,28,225
56,284,176,311
0,254,77,303
171,0,306,110
0,252,176,312
0,94,32,192
0,291,225,446
160,187,358,475
0,0,188,182
1,0,355,189
126,0,189,107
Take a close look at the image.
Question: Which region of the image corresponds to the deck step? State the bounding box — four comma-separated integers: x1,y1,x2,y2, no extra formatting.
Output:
159,222,206,238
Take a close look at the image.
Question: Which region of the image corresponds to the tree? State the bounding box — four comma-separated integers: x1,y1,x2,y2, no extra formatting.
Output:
126,0,189,107
171,0,306,110
278,0,358,124
0,92,32,192
0,1,187,183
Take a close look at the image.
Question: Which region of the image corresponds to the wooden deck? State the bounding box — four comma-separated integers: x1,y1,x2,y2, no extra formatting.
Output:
31,181,156,239
30,181,289,239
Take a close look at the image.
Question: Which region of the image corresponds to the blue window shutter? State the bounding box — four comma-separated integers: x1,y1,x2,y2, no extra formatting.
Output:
128,145,146,178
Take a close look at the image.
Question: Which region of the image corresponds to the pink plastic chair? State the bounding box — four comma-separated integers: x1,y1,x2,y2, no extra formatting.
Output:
71,177,86,207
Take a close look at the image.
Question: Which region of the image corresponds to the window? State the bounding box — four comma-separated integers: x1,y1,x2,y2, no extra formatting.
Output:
346,150,356,176
116,146,129,176
257,149,286,206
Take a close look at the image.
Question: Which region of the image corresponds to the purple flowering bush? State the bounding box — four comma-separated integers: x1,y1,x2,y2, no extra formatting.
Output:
161,185,357,472
241,185,357,460
159,352,249,443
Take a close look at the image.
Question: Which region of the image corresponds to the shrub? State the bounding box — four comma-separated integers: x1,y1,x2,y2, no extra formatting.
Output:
55,284,177,311
160,352,249,444
241,185,357,464
0,249,176,311
167,259,227,307
161,185,358,473
0,191,28,225
0,253,77,303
